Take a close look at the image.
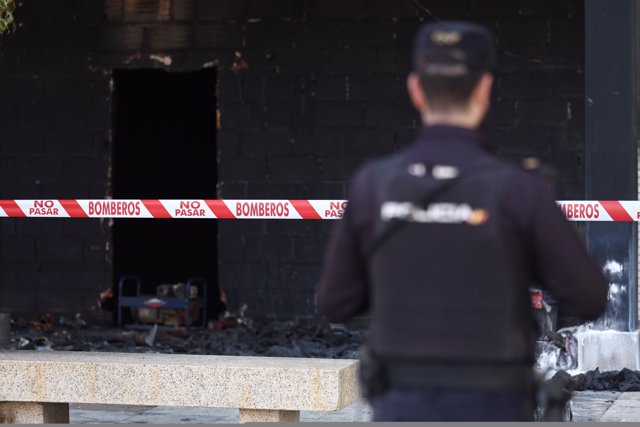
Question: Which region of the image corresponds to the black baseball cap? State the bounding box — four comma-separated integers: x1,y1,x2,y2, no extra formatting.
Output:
413,21,496,76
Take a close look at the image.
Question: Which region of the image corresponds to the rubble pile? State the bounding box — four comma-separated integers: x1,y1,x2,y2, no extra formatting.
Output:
184,322,363,358
572,368,640,392
7,314,365,359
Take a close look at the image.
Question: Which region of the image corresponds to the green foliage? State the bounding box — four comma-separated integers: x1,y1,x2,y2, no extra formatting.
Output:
0,0,16,34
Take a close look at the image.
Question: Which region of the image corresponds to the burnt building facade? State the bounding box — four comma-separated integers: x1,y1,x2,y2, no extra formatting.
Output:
0,0,587,320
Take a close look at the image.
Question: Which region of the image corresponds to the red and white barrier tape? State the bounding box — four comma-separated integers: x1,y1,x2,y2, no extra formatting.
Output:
557,201,639,222
0,199,636,221
0,200,349,220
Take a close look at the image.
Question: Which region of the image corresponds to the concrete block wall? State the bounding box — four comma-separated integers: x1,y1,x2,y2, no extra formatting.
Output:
0,0,586,319
214,0,587,319
0,1,110,314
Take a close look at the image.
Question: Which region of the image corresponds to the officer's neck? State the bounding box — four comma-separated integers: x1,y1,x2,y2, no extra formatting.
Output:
422,106,485,130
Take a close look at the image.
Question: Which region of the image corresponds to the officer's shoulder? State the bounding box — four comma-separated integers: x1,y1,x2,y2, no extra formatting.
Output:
351,152,404,180
472,155,546,198
484,156,550,195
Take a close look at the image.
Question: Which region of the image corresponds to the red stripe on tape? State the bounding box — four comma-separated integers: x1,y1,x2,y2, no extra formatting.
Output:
59,200,88,218
205,200,236,219
290,200,322,220
141,200,172,218
0,200,26,217
599,200,634,222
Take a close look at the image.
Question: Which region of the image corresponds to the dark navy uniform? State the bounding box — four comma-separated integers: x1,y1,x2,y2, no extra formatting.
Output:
317,125,607,420
316,21,608,422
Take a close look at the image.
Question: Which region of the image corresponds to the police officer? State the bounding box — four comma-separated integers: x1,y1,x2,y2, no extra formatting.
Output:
316,21,608,422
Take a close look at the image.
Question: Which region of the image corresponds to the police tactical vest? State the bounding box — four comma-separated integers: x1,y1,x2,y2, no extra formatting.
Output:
366,152,535,363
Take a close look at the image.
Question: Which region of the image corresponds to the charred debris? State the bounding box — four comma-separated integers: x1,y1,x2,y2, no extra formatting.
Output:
6,310,364,359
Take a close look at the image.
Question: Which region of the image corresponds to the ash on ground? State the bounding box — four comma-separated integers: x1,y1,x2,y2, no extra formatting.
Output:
573,368,640,392
6,314,365,359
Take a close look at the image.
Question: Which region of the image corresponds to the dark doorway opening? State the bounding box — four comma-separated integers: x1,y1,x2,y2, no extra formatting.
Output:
111,69,224,323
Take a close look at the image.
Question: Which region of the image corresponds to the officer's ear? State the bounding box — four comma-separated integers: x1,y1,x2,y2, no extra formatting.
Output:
471,73,494,112
407,72,428,114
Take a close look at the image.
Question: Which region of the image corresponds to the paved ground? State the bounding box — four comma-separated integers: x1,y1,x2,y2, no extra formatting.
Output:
70,400,373,423
68,392,638,423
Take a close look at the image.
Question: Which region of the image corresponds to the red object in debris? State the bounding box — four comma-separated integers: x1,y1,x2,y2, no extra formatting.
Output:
31,313,54,331
99,288,115,312
531,291,544,310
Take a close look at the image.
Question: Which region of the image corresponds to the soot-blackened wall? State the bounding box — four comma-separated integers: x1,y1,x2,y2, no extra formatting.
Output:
215,0,586,319
0,2,110,315
0,0,585,320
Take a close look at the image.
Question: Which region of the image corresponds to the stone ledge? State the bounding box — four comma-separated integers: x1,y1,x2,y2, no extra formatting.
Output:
0,351,359,412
